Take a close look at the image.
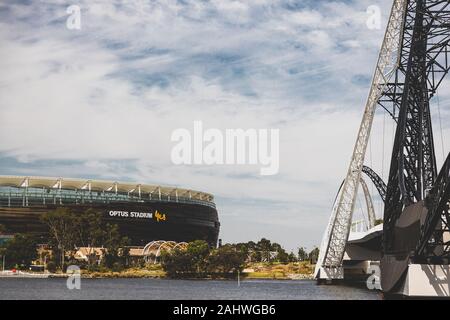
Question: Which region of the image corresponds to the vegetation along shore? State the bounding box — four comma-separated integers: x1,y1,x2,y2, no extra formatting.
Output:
0,208,318,280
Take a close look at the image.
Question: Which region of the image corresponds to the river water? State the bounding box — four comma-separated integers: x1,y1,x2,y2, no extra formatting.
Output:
0,278,381,300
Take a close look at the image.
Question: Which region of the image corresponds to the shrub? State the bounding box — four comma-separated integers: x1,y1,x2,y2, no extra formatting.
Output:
46,261,57,273
112,262,124,272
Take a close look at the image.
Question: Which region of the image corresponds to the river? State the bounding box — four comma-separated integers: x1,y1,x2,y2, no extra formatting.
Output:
0,278,382,300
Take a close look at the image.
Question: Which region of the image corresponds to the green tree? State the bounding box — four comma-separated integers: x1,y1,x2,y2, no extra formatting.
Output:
233,239,294,263
161,240,211,278
309,247,320,264
275,247,289,263
234,240,260,262
41,208,129,271
207,245,246,277
186,240,210,273
102,223,129,270
288,252,297,262
40,208,77,269
235,242,250,259
0,243,6,268
161,249,196,277
257,238,272,262
298,247,308,261
46,261,57,273
2,234,38,269
73,209,106,266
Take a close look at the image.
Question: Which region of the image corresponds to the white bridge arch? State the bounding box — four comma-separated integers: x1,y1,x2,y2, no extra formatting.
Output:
142,240,188,264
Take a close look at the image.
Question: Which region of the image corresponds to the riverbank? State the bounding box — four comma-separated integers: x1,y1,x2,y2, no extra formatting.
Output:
85,267,166,278
243,262,314,280
2,262,315,280
82,262,314,280
0,270,50,278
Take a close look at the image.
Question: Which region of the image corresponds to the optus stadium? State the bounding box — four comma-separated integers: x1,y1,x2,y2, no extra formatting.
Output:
0,176,220,246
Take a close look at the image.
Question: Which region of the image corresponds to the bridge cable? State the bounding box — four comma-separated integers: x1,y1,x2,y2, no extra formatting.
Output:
357,193,368,232
369,127,375,210
437,92,445,164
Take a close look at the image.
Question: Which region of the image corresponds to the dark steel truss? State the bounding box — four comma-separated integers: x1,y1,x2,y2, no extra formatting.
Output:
382,0,450,255
378,0,450,122
415,153,450,262
362,165,387,202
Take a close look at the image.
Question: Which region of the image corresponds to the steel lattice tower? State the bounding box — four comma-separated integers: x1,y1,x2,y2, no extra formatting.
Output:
316,1,450,289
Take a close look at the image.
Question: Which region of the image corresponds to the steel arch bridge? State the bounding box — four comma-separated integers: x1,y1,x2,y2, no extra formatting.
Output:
315,0,450,296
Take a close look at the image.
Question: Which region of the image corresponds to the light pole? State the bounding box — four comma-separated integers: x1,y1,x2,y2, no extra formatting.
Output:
2,255,5,272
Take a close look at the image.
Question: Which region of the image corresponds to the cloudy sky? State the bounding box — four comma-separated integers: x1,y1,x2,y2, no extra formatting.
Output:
0,0,449,252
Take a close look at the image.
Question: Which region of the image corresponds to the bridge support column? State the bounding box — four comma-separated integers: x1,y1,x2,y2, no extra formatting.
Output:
316,266,344,281
391,264,450,298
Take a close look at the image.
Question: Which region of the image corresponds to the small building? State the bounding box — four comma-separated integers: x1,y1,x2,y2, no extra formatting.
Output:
74,247,105,265
127,246,145,266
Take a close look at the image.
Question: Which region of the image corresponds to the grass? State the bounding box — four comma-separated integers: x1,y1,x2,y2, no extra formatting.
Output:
81,262,315,280
84,266,166,278
242,261,314,280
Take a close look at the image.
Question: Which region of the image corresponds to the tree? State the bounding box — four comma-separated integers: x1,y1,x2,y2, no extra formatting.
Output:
160,240,210,278
0,224,6,234
161,241,246,278
2,234,38,269
276,247,289,263
161,249,196,277
41,208,129,271
207,245,246,277
0,242,6,268
309,247,320,264
288,252,297,262
232,239,295,263
46,261,57,273
40,208,77,269
73,209,106,266
298,247,308,261
102,223,129,270
186,240,210,273
235,242,250,259
257,238,272,262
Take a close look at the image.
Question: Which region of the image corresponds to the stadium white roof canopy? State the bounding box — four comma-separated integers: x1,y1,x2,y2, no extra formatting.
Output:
0,175,214,203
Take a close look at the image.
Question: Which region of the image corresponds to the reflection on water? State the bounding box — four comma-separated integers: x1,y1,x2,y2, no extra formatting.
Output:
0,278,381,300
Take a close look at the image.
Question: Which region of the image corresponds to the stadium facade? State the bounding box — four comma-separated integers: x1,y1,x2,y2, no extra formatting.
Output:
0,176,220,246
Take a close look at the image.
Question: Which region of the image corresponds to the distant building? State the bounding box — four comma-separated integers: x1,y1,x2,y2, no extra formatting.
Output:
0,175,220,246
74,247,105,265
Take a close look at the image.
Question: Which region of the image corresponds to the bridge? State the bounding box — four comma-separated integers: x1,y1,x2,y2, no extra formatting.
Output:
315,0,450,298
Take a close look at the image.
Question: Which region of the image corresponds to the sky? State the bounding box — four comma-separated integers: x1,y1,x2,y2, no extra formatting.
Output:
0,0,449,252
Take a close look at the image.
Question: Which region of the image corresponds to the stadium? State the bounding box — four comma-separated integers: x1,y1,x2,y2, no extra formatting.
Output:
0,175,220,246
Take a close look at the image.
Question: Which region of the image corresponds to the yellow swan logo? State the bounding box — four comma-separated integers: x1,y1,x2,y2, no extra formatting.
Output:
154,210,166,222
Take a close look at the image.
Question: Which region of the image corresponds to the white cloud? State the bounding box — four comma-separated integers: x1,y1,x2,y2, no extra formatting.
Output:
287,10,322,26
1,0,439,252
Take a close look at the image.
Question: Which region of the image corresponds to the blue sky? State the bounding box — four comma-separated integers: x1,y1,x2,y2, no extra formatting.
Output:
0,0,449,252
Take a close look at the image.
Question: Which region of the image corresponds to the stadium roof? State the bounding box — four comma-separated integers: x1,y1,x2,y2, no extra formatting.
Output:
0,175,214,203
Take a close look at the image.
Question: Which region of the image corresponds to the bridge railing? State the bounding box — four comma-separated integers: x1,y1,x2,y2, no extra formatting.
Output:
0,187,217,209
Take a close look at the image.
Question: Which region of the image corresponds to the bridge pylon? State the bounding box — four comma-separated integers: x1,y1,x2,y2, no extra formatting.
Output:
314,0,407,280
316,0,450,298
